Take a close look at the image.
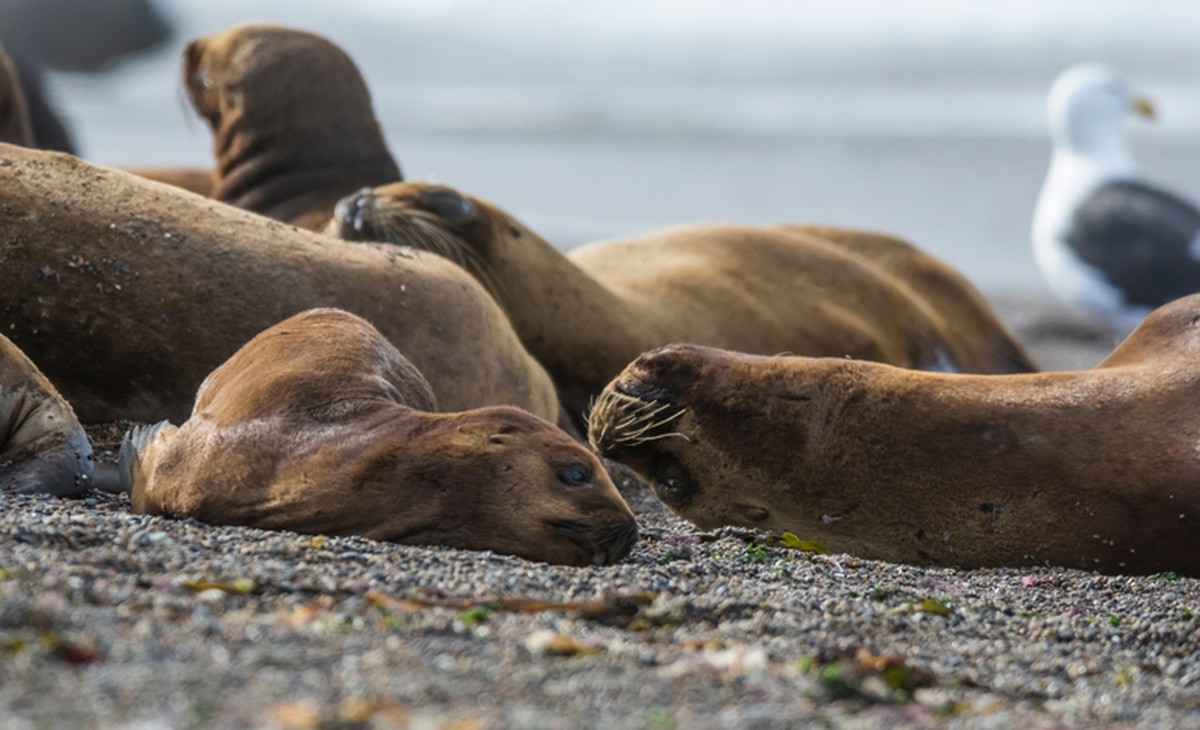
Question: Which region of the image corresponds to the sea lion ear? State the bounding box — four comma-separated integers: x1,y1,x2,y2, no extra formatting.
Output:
418,187,476,227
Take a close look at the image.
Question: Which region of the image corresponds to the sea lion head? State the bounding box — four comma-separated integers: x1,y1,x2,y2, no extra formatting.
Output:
327,182,508,297
183,24,401,227
185,25,393,159
410,405,639,566
185,24,368,131
589,344,828,533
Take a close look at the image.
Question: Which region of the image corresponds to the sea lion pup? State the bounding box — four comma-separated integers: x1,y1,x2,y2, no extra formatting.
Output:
0,333,92,496
328,182,1036,423
0,44,34,147
0,144,558,426
122,309,638,566
183,23,401,230
588,294,1200,575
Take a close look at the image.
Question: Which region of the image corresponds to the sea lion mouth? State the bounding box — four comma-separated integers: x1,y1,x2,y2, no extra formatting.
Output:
547,519,639,565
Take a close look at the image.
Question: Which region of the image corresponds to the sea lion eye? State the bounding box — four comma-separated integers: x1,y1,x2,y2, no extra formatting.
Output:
419,188,474,226
556,463,592,487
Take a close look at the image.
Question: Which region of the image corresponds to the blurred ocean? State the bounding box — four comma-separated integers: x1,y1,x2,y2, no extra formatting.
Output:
38,0,1200,296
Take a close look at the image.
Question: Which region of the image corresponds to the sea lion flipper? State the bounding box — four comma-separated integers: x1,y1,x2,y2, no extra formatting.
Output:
119,420,178,503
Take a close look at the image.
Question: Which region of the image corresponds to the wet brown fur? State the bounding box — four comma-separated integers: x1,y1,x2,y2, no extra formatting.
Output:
120,166,214,197
329,182,1035,424
127,309,637,566
184,24,401,230
589,295,1200,575
0,144,559,425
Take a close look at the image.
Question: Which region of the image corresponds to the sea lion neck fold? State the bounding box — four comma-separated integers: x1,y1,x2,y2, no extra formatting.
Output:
184,24,401,230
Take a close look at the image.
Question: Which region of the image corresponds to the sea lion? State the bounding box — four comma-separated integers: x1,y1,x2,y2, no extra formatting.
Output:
0,43,33,146
0,144,559,426
119,166,213,197
328,182,1036,424
0,332,92,496
183,23,401,230
122,309,638,566
588,293,1200,575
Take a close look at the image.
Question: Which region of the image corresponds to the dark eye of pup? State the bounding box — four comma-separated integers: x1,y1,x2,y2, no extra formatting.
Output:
418,188,474,226
556,463,592,487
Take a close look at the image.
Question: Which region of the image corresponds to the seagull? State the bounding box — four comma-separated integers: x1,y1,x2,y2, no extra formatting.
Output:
1032,63,1200,335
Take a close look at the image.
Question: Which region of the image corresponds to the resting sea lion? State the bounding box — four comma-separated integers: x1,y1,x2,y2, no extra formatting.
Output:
328,182,1036,424
0,43,33,146
119,166,213,197
183,23,401,230
0,332,92,496
0,144,558,426
588,294,1200,575
122,309,637,566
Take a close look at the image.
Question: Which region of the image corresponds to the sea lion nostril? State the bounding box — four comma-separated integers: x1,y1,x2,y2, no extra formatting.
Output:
613,377,675,404
334,190,374,237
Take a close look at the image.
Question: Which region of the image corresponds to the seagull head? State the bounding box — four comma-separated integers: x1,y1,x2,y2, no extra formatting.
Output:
1047,63,1155,163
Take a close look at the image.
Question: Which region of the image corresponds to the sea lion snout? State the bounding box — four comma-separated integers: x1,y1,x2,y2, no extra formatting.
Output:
588,347,710,512
181,38,219,124
332,187,375,238
548,518,639,566
587,344,710,456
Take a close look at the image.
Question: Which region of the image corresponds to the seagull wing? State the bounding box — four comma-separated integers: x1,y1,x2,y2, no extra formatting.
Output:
1066,179,1200,309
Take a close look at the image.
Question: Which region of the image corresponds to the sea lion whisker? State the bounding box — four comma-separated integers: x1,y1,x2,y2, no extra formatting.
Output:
405,211,507,300
617,412,688,442
587,390,687,449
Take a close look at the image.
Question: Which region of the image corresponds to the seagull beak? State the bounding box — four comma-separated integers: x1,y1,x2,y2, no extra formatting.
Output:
1131,96,1157,121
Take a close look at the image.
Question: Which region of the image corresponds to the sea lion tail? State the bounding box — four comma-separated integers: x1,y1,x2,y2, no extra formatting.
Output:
118,420,178,498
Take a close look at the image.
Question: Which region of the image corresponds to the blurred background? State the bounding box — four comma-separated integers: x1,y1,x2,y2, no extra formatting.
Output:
7,0,1200,309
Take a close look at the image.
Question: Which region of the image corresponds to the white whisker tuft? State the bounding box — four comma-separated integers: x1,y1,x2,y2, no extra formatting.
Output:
587,388,687,453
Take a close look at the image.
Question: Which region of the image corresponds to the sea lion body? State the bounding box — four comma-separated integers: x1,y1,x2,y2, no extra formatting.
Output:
184,24,401,229
0,144,558,425
125,309,637,566
330,183,1035,421
0,333,92,496
120,166,214,197
588,294,1200,575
